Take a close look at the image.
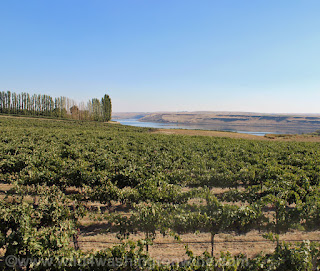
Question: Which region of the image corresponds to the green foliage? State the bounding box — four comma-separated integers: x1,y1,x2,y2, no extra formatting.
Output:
101,94,112,122
0,186,85,270
84,180,122,206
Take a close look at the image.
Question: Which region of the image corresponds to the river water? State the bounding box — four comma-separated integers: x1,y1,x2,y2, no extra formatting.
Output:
115,119,278,136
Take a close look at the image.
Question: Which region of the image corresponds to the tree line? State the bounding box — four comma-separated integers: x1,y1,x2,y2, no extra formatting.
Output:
0,91,112,121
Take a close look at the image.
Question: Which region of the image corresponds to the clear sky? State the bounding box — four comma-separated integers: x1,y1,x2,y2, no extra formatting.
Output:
1,0,320,113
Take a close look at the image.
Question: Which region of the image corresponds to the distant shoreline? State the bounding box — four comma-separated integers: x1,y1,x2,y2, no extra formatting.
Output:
113,111,320,135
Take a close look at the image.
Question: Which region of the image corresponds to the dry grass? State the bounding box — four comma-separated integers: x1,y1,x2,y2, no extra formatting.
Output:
152,128,266,140
0,183,13,201
153,128,320,142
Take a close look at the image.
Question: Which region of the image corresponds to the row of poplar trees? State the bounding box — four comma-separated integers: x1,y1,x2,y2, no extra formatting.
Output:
0,91,112,122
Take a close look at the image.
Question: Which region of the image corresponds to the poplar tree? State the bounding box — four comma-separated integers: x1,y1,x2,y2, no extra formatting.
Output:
101,94,112,122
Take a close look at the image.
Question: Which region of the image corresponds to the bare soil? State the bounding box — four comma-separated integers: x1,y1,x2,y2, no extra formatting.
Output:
78,226,320,260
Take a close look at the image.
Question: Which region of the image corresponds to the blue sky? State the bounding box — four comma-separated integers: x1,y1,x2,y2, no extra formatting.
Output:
1,0,320,113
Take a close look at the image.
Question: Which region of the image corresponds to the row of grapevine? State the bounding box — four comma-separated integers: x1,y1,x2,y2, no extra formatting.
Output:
1,187,319,270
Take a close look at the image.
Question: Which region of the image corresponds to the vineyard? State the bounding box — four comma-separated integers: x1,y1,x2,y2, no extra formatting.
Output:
0,116,320,270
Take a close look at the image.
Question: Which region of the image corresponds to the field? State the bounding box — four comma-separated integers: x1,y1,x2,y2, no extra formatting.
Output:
1,115,320,270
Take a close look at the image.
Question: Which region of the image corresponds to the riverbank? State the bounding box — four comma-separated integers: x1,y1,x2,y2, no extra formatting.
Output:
113,111,320,135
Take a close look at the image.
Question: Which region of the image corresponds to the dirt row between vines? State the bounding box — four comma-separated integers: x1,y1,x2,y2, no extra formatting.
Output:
78,221,320,260
1,183,319,261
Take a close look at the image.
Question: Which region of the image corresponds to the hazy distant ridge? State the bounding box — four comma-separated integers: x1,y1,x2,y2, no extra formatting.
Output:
140,112,320,125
